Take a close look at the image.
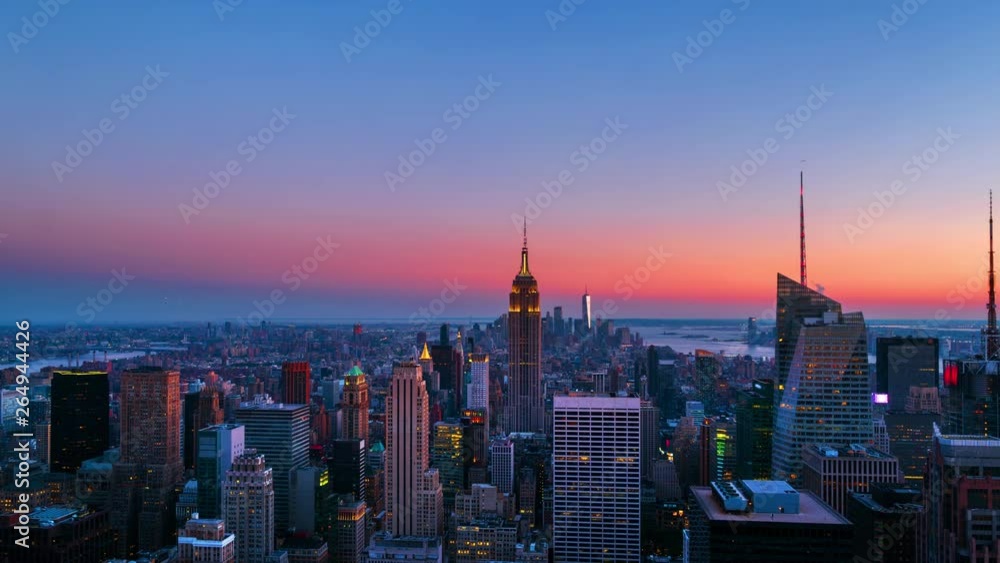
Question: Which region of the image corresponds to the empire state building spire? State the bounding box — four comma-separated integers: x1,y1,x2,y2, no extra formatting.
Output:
519,219,531,276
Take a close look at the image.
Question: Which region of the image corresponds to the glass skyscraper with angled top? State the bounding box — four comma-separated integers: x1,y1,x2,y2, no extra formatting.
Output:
772,309,874,486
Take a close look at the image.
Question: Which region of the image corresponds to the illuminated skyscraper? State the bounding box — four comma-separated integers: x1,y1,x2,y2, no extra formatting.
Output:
432,420,464,510
342,365,370,444
467,353,489,412
386,361,441,537
553,394,640,562
581,287,592,334
281,361,311,405
772,311,874,485
111,367,184,557
775,274,842,406
222,450,275,563
506,228,545,434
50,370,109,474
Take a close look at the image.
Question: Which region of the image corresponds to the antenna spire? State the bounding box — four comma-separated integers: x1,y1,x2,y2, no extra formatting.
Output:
800,168,807,287
988,190,998,359
519,219,531,276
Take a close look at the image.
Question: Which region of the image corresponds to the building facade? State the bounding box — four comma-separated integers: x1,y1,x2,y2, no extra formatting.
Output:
553,394,641,562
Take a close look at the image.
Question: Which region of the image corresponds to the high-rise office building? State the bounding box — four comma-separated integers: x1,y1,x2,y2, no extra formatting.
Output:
461,409,489,486
50,370,109,474
222,450,275,563
876,337,939,412
235,402,310,534
342,365,369,443
736,379,774,480
281,361,311,405
926,423,1000,562
641,401,659,478
884,410,939,484
176,514,236,563
847,483,922,563
772,310,874,486
334,500,367,563
111,367,183,557
432,420,464,510
467,353,489,412
646,346,659,400
687,480,853,563
386,361,441,537
775,273,842,408
506,230,545,434
329,438,367,504
581,288,592,334
490,437,514,496
553,305,564,336
801,444,902,516
184,385,225,472
0,506,115,562
553,394,641,562
197,424,245,519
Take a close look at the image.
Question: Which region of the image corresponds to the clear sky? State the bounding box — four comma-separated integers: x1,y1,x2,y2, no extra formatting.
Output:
3,0,999,324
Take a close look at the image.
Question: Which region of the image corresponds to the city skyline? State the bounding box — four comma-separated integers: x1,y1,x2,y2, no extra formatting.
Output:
4,1,1000,323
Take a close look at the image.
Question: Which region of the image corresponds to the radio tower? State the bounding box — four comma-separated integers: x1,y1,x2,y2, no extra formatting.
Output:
800,170,807,287
987,190,999,359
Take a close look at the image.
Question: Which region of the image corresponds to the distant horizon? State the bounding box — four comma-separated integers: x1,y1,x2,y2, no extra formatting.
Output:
9,315,992,328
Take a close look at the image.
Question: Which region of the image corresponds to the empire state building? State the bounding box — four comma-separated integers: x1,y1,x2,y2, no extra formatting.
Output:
506,229,545,434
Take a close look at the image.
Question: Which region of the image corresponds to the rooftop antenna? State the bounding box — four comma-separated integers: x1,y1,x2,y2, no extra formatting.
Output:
800,163,807,288
987,190,998,359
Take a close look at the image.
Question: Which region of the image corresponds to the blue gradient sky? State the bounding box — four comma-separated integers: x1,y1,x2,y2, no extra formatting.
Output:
3,0,999,324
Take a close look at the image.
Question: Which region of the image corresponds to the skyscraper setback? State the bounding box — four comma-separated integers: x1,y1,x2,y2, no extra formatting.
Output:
385,361,442,537
506,228,545,434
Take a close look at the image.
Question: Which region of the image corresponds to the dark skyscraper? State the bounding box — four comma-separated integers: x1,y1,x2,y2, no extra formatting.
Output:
646,346,659,401
876,337,939,411
235,402,311,534
330,438,367,504
736,379,774,480
281,361,311,405
51,370,109,474
440,323,450,346
506,228,544,434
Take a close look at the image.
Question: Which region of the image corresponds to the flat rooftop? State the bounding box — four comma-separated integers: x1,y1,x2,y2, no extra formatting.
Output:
691,487,850,526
